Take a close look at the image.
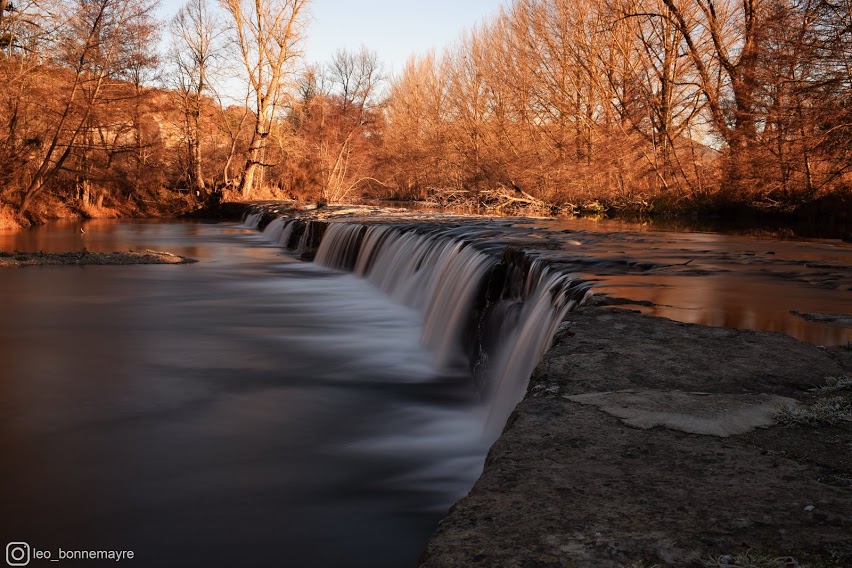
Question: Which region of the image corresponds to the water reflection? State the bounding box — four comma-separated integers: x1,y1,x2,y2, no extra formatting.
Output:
519,218,852,345
595,273,852,345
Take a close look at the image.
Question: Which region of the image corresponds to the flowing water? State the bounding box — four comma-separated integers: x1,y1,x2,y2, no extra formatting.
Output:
0,218,588,567
1,213,850,567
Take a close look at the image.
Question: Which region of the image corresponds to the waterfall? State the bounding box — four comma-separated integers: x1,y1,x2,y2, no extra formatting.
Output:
483,261,591,437
321,224,499,371
261,218,288,241
278,220,295,247
241,211,264,229
244,209,591,441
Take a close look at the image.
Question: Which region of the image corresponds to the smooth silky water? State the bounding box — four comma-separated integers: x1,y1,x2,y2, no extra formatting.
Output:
1,215,850,567
0,221,502,567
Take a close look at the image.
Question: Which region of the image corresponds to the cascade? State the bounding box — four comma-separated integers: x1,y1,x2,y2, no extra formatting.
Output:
241,211,264,229
483,259,588,435
320,224,500,371
241,208,591,441
261,218,288,241
278,220,295,247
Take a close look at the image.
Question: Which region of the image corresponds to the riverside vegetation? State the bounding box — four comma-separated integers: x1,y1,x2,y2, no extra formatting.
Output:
1,0,851,233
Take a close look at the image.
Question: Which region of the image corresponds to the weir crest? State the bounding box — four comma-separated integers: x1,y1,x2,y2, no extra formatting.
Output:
242,207,592,441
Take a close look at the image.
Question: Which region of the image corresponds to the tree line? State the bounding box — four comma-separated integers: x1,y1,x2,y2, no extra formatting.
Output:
1,0,850,227
382,0,852,217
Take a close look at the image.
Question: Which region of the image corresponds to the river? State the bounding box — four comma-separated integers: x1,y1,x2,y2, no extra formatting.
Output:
0,215,849,567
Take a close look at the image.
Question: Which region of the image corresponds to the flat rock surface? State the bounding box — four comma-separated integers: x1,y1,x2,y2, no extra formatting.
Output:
421,307,852,567
564,390,799,437
0,250,197,267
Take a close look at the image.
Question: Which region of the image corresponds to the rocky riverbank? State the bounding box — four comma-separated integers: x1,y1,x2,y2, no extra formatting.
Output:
419,304,852,567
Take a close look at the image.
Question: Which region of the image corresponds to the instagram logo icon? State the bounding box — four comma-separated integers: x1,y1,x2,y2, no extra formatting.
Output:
5,543,29,566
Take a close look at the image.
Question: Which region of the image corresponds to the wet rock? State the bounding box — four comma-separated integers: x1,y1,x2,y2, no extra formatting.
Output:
790,310,852,328
590,295,656,308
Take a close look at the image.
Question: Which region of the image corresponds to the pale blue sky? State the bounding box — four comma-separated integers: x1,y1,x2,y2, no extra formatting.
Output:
157,0,507,77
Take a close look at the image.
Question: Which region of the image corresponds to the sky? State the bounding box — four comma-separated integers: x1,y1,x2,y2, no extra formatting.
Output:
304,0,506,76
157,0,507,78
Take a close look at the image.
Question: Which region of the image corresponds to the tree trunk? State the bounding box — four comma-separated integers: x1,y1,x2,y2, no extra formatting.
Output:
239,134,266,198
192,138,205,192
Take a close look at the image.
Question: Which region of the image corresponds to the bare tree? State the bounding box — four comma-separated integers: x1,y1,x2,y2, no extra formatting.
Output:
609,0,704,191
214,93,253,187
0,0,51,201
19,0,160,215
222,0,309,198
1,0,52,57
170,0,223,195
318,46,383,202
382,52,450,198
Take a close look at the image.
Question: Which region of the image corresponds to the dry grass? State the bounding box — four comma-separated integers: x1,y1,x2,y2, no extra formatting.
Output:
702,551,804,568
0,205,21,230
810,375,852,393
221,184,289,203
81,203,121,219
775,396,852,426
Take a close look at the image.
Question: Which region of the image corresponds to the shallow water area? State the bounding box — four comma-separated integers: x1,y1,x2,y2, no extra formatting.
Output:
512,216,852,346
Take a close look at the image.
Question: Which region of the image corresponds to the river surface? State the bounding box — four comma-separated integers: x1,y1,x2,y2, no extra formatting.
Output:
1,216,850,567
0,221,486,567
